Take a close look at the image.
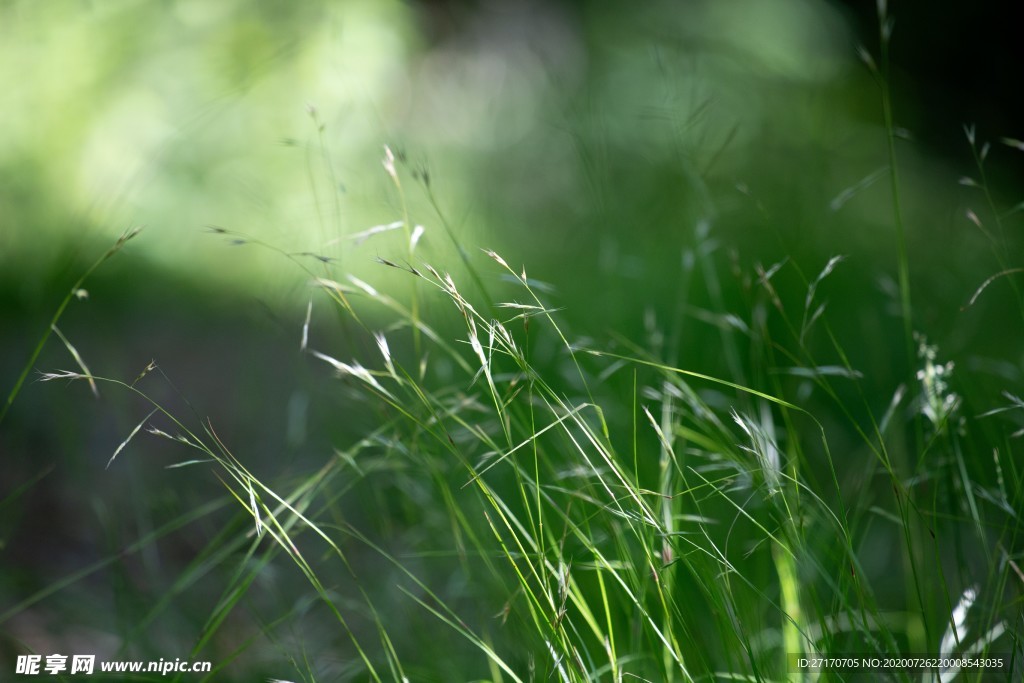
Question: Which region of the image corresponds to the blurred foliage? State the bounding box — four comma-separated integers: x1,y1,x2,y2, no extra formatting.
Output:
2,0,1017,330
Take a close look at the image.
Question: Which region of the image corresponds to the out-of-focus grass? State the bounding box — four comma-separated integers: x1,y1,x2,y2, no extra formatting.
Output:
2,0,926,298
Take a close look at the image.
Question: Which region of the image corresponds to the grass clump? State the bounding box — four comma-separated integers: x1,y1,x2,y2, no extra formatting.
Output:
30,164,1022,680
7,8,1024,682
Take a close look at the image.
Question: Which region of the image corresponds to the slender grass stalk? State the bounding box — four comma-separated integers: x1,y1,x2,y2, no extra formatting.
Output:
1,226,140,426
383,145,423,362
877,45,914,366
866,3,941,656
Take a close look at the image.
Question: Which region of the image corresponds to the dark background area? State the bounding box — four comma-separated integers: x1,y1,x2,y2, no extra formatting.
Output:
840,0,1023,153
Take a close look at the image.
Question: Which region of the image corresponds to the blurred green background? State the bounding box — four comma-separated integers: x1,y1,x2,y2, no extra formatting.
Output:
2,0,1022,680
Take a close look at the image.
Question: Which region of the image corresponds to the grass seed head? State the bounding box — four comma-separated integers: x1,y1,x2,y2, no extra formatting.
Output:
483,249,510,271
383,145,397,181
410,224,425,253
1000,137,1024,152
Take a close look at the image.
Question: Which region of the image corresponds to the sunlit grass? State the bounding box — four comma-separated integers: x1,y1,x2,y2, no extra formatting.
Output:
5,4,1024,681
25,164,1023,678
